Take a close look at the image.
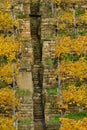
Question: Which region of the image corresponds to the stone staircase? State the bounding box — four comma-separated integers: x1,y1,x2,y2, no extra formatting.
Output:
30,0,46,130
18,96,34,130
32,64,46,130
32,38,42,63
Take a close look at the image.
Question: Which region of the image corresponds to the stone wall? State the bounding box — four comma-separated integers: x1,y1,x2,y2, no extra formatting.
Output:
18,96,34,130
42,41,59,128
40,2,59,129
15,0,59,130
42,41,56,88
17,70,33,93
41,19,54,40
14,1,34,130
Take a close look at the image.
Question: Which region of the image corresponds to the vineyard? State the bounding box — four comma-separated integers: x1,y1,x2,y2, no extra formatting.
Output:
0,0,87,130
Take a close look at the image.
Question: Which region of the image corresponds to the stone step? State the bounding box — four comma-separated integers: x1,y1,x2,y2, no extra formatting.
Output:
30,2,45,129
33,88,42,92
33,91,42,94
34,112,44,116
20,104,33,107
19,109,33,112
33,108,43,113
20,103,33,105
34,116,44,119
33,85,42,88
33,110,44,114
34,119,45,122
34,122,45,130
33,101,42,104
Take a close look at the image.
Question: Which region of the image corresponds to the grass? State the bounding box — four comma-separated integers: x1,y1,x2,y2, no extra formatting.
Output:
78,31,87,36
75,80,82,87
0,81,7,88
47,35,54,40
64,54,79,61
48,111,87,124
64,111,87,120
56,30,87,37
19,119,32,124
48,115,60,124
58,31,67,36
75,10,84,16
85,55,87,61
47,87,58,95
45,59,54,66
16,89,31,96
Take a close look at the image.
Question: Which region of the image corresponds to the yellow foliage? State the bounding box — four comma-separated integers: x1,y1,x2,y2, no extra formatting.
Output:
58,12,73,25
52,1,87,31
55,36,87,57
80,10,87,24
0,63,18,84
0,11,19,31
0,1,20,129
60,118,87,130
0,36,19,62
0,117,16,130
0,0,12,9
0,0,20,85
0,87,19,115
54,1,87,130
52,0,61,4
52,0,85,4
58,59,87,81
62,85,87,107
55,36,71,57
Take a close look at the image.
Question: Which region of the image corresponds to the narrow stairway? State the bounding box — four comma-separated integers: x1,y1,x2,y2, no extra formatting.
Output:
30,0,46,130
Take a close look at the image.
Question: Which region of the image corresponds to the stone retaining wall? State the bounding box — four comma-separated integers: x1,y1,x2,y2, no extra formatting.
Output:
15,0,59,130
